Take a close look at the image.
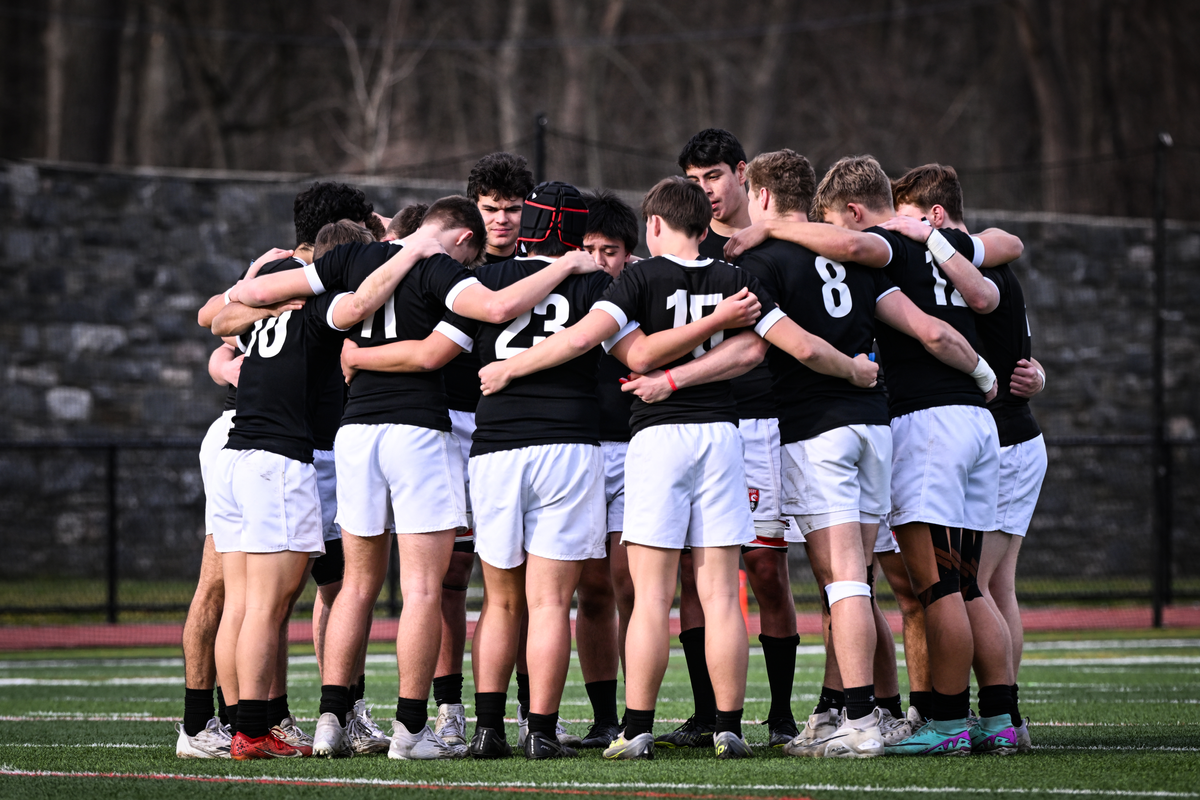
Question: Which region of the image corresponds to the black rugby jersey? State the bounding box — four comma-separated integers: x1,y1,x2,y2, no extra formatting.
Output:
738,238,894,443
442,350,482,413
597,353,633,442
975,263,1041,446
698,229,729,261
222,384,238,412
484,250,515,264
444,256,613,457
870,227,988,418
304,241,479,431
594,254,785,436
225,289,347,463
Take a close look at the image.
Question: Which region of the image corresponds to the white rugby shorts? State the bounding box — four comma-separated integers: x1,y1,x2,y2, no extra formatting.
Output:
209,448,325,556
601,441,628,533
873,524,899,553
313,448,340,542
450,409,477,539
889,405,1000,531
739,418,787,546
622,422,755,550
333,423,467,536
200,409,236,535
993,434,1048,537
469,443,606,569
782,424,892,538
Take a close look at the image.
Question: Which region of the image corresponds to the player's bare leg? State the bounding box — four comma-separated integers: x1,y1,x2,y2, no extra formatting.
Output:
180,535,227,751
878,549,931,721
576,544,622,746
261,561,311,745
655,549,718,748
432,549,473,745
314,580,339,676
392,530,454,720
214,551,247,708
983,532,1024,675
964,528,1021,753
609,533,635,672
692,545,750,748
525,555,586,748
473,561,525,695
624,544,682,710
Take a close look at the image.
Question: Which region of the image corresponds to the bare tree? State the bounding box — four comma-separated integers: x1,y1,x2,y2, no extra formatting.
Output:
42,0,67,160
134,1,171,167
495,0,530,149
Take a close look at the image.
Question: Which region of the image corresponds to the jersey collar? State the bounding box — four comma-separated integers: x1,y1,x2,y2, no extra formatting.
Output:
662,253,714,268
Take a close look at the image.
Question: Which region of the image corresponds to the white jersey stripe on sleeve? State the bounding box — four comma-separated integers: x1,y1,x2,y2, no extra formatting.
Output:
754,306,786,338
602,320,640,353
970,235,985,268
303,262,327,295
876,285,901,303
326,293,355,332
591,300,628,331
866,232,893,266
445,277,481,312
435,321,474,353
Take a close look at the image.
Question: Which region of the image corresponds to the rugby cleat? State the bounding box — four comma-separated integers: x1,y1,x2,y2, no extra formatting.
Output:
713,730,754,759
877,707,913,745
907,704,929,729
603,731,655,760
348,700,391,754
784,711,884,758
468,726,513,759
1014,717,1032,753
388,721,468,760
270,715,313,756
524,729,578,760
311,711,354,758
766,716,800,748
175,717,231,759
516,706,582,748
433,702,467,747
970,713,1019,755
580,720,623,749
885,718,971,756
654,715,715,748
230,730,306,760
786,708,842,750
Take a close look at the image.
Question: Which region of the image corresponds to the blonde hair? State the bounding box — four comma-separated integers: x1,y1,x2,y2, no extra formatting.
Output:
811,155,894,221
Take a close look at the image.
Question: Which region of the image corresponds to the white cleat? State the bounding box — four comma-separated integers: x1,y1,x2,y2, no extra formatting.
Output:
388,721,468,760
516,705,582,748
787,708,841,750
348,700,391,754
877,707,913,745
434,703,467,747
311,711,354,758
785,710,884,758
271,715,314,756
175,717,231,759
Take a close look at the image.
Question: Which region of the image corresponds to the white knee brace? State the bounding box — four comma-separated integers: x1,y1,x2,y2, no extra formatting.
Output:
825,580,872,607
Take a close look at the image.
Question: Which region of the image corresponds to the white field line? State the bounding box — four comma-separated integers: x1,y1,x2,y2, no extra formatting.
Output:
0,677,182,686
0,742,161,748
0,768,1197,798
1023,639,1200,651
1034,745,1200,752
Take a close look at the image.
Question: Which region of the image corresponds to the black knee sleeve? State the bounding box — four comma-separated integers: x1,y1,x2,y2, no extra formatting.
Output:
866,563,875,594
959,528,983,602
310,538,345,587
915,525,961,608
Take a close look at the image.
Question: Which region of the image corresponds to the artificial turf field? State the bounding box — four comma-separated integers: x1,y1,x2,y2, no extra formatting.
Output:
1,630,1198,800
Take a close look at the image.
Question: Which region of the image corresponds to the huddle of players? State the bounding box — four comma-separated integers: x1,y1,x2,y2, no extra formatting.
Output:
181,125,1046,762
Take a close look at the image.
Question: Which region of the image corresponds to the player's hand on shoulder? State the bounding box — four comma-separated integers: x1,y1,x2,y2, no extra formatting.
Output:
714,288,761,328
560,249,601,275
878,215,932,243
248,247,295,279
724,222,768,260
405,235,447,261
849,353,879,389
341,339,359,385
221,355,244,388
479,361,513,396
621,370,672,403
265,297,306,317
1008,358,1043,398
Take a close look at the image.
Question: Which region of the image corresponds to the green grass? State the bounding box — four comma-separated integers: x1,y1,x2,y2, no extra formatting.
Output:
1,635,1199,799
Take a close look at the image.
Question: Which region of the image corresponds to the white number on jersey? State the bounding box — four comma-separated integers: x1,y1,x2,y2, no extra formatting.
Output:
245,311,291,358
495,293,570,359
665,290,725,357
359,296,397,339
927,250,967,307
815,257,853,318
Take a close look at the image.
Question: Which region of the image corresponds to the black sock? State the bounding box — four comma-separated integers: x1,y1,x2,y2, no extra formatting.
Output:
319,684,352,723
433,673,464,707
931,688,970,722
585,679,619,726
909,690,933,721
714,708,743,737
1010,683,1022,727
978,684,1012,720
527,711,558,738
516,672,530,714
216,686,229,726
183,688,214,736
353,674,366,703
266,694,289,727
759,633,800,723
878,694,903,720
678,627,717,724
395,697,427,734
844,685,876,722
814,686,845,715
624,707,655,738
226,703,238,735
238,699,268,739
475,692,507,733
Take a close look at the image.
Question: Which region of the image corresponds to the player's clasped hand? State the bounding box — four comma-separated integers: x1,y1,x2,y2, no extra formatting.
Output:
264,297,306,317
723,221,769,261
1009,358,1042,398
478,361,511,396
849,352,879,388
340,339,360,386
559,249,601,274
247,247,295,279
713,287,761,327
621,370,673,403
878,214,933,242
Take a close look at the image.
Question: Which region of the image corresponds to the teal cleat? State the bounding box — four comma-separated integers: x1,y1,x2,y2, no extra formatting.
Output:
885,718,971,756
970,714,1019,755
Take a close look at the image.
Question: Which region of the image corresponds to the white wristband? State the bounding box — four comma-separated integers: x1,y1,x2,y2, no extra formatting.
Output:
223,290,232,306
926,228,958,265
970,355,997,394
1036,367,1046,391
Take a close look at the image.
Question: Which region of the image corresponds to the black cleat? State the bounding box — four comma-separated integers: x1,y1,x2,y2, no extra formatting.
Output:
524,730,578,760
654,715,715,748
468,726,512,759
767,716,800,747
580,720,623,749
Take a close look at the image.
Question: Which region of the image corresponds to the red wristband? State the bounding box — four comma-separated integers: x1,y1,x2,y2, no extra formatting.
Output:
665,369,678,392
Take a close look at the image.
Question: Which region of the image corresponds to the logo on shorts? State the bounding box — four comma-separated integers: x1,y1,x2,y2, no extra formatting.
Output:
748,488,759,512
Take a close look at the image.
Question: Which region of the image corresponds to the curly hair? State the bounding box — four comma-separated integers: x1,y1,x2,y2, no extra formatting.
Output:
467,152,535,202
293,182,375,246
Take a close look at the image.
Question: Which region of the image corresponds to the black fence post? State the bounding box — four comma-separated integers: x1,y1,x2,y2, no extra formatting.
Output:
1151,131,1173,628
534,112,548,183
106,444,119,624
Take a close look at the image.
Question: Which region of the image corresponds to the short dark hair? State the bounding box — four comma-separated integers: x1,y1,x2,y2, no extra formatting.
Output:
583,189,639,252
812,155,894,221
641,177,711,239
293,182,375,247
745,149,817,216
422,195,487,257
892,164,965,222
314,219,374,260
467,152,535,203
387,203,428,239
677,128,747,175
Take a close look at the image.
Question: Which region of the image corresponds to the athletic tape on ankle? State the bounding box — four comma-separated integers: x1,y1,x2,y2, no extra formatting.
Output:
824,580,872,606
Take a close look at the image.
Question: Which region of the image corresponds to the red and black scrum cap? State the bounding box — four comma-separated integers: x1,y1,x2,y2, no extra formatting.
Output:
518,181,588,250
